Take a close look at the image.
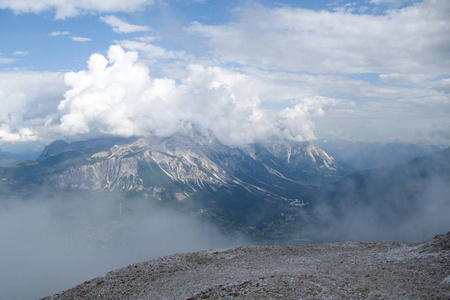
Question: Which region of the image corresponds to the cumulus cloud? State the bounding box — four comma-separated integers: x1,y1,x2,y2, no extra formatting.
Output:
227,68,448,145
277,97,338,142
0,125,37,142
0,0,154,19
0,71,65,143
71,36,92,42
188,0,450,76
101,15,151,33
181,0,450,145
55,45,329,146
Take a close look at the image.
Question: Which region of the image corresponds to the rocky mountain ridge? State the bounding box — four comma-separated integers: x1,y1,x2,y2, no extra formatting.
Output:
20,132,343,208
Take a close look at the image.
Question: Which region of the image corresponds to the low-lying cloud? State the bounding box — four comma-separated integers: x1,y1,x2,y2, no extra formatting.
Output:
0,193,245,300
304,159,450,243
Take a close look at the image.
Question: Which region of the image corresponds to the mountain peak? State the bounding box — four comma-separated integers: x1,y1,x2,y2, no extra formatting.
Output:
37,140,70,162
246,140,341,172
37,137,137,162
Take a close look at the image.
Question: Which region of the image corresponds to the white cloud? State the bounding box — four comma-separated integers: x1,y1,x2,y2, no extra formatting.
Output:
432,78,450,95
71,36,92,42
119,39,188,61
13,51,28,56
188,0,450,77
235,66,450,144
49,31,70,37
0,0,154,19
369,0,415,6
0,125,37,142
55,45,328,146
0,57,16,64
116,37,194,75
1,41,448,146
180,0,450,145
314,96,450,144
379,73,430,85
0,72,65,143
100,15,151,33
136,36,157,42
278,97,338,142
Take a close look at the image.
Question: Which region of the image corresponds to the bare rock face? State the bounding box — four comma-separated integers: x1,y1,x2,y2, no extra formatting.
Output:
44,232,450,299
420,231,450,253
49,156,141,191
46,136,233,200
42,131,346,195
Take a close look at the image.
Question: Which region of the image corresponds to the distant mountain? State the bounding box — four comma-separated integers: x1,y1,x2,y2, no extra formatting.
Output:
243,141,344,185
0,150,40,167
0,131,345,238
36,137,137,162
316,139,437,170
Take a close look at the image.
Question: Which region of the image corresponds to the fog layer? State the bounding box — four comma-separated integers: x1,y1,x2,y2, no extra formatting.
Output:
0,194,245,300
306,150,450,243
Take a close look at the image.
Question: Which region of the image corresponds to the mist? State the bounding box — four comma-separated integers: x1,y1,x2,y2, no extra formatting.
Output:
303,151,450,243
0,193,247,300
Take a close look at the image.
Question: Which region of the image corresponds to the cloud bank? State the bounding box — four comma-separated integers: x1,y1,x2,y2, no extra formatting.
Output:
0,71,65,143
1,0,448,147
55,45,332,146
189,0,450,77
310,178,450,243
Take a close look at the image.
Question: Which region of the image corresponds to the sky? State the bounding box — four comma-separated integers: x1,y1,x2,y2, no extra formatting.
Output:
0,0,449,151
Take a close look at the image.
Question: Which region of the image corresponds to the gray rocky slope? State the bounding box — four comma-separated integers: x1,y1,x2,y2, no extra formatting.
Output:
44,232,450,299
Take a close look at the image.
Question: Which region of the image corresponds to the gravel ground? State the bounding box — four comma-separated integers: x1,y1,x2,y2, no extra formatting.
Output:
44,232,450,299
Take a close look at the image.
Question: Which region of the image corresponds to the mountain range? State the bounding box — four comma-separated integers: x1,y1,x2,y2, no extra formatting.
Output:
1,130,449,241
0,130,344,239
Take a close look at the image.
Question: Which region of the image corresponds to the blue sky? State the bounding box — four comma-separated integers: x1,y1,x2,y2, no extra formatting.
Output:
0,0,449,150
0,0,420,72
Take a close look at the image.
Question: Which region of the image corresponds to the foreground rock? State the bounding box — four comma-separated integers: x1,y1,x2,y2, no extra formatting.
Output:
44,232,450,299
